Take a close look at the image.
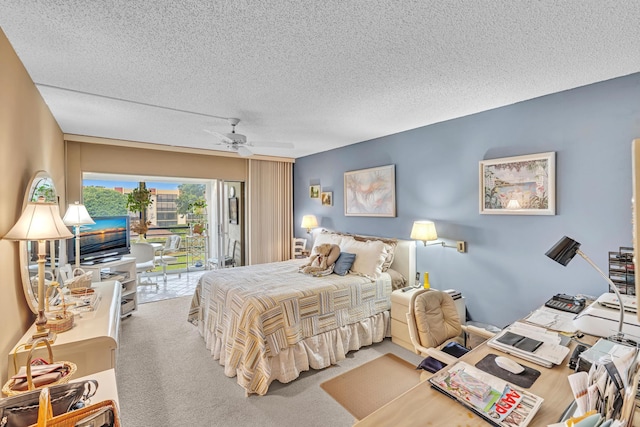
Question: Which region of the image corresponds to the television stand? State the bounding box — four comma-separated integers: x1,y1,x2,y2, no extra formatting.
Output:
81,257,137,318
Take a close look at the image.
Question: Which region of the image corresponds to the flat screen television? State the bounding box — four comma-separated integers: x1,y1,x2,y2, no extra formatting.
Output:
67,215,131,264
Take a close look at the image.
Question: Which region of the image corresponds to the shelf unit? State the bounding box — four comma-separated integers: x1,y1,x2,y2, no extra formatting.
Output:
608,246,635,295
80,257,137,317
186,234,208,270
186,212,209,271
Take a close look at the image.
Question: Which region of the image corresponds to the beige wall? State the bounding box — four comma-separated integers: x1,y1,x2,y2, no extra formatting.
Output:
0,29,65,382
65,141,249,204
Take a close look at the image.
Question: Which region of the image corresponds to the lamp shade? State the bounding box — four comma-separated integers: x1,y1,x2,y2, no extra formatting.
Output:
4,201,73,241
410,221,438,242
63,201,95,226
301,215,318,229
545,236,581,266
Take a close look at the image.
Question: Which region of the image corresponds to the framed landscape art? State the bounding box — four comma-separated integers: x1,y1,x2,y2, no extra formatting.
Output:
479,152,555,215
344,164,396,217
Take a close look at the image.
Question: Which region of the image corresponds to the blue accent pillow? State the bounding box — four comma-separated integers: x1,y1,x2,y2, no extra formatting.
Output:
334,252,356,276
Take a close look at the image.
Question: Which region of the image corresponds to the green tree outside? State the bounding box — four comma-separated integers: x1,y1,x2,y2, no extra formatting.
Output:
175,184,206,216
83,186,128,217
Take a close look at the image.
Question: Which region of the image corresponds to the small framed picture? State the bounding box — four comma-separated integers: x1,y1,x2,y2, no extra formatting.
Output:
321,191,333,206
309,185,320,199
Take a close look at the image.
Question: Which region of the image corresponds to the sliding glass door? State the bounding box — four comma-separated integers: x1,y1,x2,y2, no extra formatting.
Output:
210,180,244,268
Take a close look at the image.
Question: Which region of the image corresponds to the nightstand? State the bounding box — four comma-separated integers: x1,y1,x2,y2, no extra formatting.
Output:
390,288,420,351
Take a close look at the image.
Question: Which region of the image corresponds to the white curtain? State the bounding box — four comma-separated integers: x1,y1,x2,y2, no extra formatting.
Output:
247,159,293,264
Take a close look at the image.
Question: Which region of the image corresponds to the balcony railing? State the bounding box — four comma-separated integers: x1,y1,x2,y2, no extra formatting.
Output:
132,225,209,276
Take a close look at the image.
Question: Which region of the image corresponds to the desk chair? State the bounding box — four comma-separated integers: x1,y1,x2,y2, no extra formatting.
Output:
406,289,495,369
154,235,181,283
130,242,157,289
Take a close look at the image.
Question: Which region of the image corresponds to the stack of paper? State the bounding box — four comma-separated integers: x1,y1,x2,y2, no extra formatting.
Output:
487,321,571,368
524,306,578,334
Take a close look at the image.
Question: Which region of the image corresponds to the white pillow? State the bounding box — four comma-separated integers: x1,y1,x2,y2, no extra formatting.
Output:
311,232,344,254
339,236,387,279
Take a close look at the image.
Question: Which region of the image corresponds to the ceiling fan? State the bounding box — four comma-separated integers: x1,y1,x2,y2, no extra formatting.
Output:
204,118,293,157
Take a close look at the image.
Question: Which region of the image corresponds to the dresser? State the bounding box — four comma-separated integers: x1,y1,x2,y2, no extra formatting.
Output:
7,281,121,379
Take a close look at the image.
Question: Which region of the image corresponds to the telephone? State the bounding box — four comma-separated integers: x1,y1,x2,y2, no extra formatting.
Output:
544,293,585,314
568,344,588,371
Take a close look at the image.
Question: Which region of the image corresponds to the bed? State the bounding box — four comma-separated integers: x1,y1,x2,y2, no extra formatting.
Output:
188,231,416,395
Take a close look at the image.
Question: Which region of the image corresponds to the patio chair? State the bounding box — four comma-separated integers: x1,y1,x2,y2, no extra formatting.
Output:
130,242,157,289
154,234,182,283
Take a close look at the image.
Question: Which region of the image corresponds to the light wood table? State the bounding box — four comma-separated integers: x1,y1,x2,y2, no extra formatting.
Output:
355,334,598,426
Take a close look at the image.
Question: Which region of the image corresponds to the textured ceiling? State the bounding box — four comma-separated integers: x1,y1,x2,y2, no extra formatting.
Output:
1,1,640,159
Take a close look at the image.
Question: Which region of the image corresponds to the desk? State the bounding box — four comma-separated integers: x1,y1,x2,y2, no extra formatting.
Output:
355,330,598,426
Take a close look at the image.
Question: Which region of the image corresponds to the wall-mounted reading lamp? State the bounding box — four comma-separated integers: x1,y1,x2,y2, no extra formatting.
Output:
301,215,318,234
546,236,629,344
410,221,467,253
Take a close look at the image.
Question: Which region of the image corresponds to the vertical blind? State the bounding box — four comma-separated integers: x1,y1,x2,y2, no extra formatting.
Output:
247,159,293,264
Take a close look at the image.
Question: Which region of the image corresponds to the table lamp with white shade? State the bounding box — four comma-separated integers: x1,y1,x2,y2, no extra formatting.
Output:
62,201,95,269
3,197,73,342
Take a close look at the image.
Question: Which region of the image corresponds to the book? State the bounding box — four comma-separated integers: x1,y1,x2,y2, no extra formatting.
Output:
429,361,544,427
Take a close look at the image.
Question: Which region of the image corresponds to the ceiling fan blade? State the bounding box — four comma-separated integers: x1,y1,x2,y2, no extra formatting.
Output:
237,145,254,157
249,141,294,149
204,129,233,144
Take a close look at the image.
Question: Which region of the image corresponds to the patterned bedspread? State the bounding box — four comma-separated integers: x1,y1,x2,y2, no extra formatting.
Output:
188,259,392,395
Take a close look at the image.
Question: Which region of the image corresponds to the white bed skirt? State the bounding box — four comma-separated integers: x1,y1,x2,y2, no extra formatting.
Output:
203,310,391,394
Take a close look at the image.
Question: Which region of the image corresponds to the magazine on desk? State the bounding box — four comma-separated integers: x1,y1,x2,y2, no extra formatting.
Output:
429,361,544,427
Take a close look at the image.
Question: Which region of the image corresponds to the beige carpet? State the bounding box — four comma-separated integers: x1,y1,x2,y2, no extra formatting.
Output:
321,353,422,420
116,295,423,427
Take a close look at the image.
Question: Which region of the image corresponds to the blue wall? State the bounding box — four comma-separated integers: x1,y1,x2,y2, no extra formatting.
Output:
293,73,640,328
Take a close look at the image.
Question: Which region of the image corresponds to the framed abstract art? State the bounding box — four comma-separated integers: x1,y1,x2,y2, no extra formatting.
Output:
344,164,396,217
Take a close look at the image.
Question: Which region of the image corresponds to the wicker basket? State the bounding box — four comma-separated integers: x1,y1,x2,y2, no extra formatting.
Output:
45,312,74,333
30,388,120,427
2,338,77,397
44,282,74,333
63,268,93,290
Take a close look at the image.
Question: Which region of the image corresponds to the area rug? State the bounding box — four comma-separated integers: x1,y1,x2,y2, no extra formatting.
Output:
320,353,422,421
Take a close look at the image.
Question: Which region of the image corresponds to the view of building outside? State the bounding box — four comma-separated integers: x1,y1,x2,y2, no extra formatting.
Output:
82,179,206,228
